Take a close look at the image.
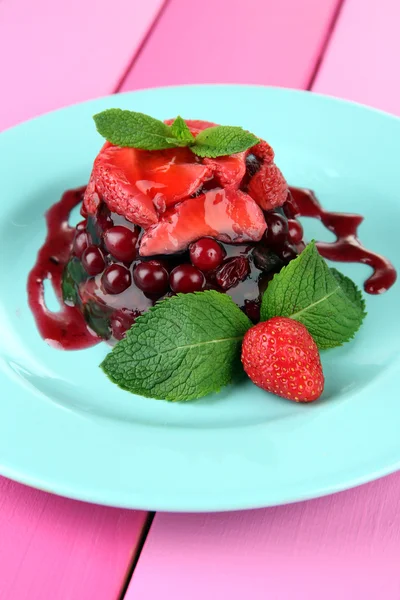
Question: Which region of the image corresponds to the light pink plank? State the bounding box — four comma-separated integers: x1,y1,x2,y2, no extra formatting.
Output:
0,477,148,600
0,0,166,131
121,0,341,91
313,0,400,115
125,1,400,599
127,473,400,600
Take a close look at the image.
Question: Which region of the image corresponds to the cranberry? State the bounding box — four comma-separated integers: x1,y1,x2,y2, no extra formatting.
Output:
244,299,261,323
81,246,105,276
190,238,225,271
111,309,140,340
146,258,170,272
76,220,87,232
282,191,299,218
170,265,206,293
73,231,89,258
216,257,250,290
287,219,304,245
102,264,131,294
264,212,288,247
279,242,298,262
133,261,169,295
104,226,139,262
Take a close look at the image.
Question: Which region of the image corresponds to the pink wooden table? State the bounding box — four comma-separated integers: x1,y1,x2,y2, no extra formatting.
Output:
1,1,400,598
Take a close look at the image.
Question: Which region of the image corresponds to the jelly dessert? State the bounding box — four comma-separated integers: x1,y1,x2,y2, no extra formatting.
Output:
28,115,396,351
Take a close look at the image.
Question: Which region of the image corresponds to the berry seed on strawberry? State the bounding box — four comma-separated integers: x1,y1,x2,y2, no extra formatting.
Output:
241,317,324,402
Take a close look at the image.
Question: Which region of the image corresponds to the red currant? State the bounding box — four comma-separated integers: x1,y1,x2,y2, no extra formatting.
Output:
102,264,131,294
133,261,169,295
104,226,139,262
169,265,205,293
73,232,89,258
81,246,105,276
189,238,225,271
287,219,304,245
263,212,288,247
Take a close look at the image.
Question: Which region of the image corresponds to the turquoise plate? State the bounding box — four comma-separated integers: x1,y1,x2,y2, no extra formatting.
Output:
0,85,399,511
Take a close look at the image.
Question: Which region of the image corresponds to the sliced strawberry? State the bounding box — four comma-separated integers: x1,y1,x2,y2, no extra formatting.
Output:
84,143,211,224
248,162,288,210
204,152,247,187
136,147,212,212
83,171,101,215
140,188,266,256
90,144,158,228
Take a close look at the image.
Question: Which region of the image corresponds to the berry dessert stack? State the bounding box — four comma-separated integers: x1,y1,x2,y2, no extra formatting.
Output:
64,116,305,342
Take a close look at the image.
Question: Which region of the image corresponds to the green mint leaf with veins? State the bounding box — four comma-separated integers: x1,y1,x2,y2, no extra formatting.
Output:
93,109,177,150
169,116,195,145
101,291,252,401
191,126,259,158
62,258,87,306
260,242,366,349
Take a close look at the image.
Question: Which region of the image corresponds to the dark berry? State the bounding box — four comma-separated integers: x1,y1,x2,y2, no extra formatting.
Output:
244,299,261,323
102,264,131,294
264,212,288,247
287,219,304,245
215,257,250,290
245,154,262,178
279,242,298,262
133,261,169,295
252,247,283,273
73,231,89,258
169,265,205,293
104,226,139,262
189,238,225,271
81,246,105,276
111,309,141,340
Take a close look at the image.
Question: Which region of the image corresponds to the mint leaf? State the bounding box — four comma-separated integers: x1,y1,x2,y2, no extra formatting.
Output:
260,242,366,349
101,291,252,401
62,258,87,306
330,268,366,313
93,109,176,150
169,116,195,145
191,126,259,158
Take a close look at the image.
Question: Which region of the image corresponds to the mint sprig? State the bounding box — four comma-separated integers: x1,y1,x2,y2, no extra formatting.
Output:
93,110,259,158
93,109,176,150
101,291,252,401
190,126,259,158
168,115,195,145
260,242,366,349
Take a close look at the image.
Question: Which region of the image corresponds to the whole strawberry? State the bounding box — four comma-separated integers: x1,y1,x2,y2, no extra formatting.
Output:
241,317,324,402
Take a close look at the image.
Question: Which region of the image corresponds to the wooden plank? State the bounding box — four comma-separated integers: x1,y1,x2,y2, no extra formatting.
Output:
0,478,148,600
125,1,400,599
313,0,400,115
127,473,400,599
0,3,163,596
0,0,166,130
121,0,341,91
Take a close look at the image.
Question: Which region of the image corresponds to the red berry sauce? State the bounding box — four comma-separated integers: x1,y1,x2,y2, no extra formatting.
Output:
28,184,396,350
287,187,397,294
